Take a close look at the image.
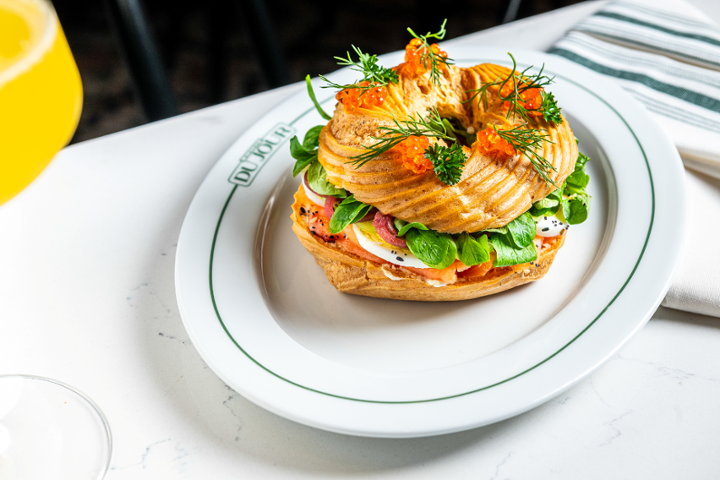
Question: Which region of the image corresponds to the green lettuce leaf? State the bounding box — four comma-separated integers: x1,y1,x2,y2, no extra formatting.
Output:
405,229,457,270
457,233,490,266
302,125,323,150
396,221,429,237
507,212,536,248
562,194,591,225
490,232,537,267
329,195,372,234
529,187,562,216
289,136,317,177
482,226,508,234
575,151,590,169
529,149,592,222
307,161,347,197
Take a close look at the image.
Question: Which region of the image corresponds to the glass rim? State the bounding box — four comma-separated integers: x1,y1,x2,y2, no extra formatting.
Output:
0,0,58,87
0,373,113,479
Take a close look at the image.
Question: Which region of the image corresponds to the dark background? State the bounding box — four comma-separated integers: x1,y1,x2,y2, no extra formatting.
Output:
52,0,584,143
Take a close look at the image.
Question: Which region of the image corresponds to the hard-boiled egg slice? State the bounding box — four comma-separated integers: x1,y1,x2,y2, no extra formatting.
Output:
352,222,430,269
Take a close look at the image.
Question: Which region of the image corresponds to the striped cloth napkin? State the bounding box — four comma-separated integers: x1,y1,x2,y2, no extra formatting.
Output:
549,0,720,317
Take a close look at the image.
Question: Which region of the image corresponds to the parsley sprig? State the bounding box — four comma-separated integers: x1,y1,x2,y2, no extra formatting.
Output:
319,46,398,96
540,90,562,124
493,125,557,186
467,53,562,125
425,143,465,185
407,19,454,86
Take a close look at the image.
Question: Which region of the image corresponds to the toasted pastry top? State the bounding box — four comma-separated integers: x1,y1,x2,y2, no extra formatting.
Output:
318,63,577,234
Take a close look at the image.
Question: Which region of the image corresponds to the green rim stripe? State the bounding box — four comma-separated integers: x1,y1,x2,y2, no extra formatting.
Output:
594,11,720,49
549,48,720,114
208,63,656,404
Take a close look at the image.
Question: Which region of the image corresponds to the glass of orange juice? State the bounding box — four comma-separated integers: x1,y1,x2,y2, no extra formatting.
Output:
0,3,111,479
0,0,83,206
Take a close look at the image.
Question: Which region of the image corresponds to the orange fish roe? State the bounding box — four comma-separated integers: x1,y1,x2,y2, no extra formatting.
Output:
335,81,388,113
401,38,449,78
476,127,516,161
396,135,432,174
499,81,543,117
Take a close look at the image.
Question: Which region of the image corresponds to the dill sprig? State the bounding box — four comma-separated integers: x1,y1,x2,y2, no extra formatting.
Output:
349,107,455,167
319,45,398,95
425,143,465,185
466,53,562,125
493,125,558,186
407,19,454,86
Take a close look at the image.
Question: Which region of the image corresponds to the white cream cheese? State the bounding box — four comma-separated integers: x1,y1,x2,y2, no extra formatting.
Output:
533,213,568,237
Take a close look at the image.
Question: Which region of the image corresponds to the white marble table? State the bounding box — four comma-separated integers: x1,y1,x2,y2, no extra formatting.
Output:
2,1,720,478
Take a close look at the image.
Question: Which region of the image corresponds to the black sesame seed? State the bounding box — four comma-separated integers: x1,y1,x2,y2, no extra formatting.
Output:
396,256,404,262
300,207,306,214
542,227,549,232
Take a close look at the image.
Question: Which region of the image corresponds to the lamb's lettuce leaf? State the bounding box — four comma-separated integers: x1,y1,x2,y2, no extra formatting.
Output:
306,161,346,197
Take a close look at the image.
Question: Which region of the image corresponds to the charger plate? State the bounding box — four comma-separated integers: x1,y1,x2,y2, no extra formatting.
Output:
175,47,685,438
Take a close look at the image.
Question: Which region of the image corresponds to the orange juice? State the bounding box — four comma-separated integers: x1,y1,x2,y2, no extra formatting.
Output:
0,0,82,205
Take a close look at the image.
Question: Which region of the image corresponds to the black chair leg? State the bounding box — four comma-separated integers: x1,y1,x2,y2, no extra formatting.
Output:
232,0,291,89
104,0,178,121
502,0,523,24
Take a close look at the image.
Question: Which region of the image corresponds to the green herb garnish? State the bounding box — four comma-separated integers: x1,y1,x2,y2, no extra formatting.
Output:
407,19,454,86
541,90,562,125
493,125,557,187
319,46,398,96
305,75,331,120
424,143,465,186
466,53,561,126
350,108,454,167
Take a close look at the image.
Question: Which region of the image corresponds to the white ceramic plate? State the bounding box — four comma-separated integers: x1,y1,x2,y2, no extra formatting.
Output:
175,47,685,438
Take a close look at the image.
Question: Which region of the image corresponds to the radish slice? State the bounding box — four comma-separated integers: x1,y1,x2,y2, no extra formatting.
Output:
373,211,408,248
359,208,378,222
301,169,326,206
